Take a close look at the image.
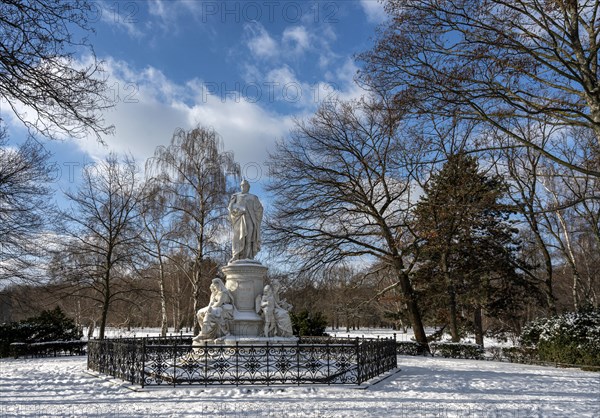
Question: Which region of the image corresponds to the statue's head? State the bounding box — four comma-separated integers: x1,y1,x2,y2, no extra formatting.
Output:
212,278,226,290
240,178,250,193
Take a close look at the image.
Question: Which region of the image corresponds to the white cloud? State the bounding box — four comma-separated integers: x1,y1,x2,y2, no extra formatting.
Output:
98,1,144,38
185,97,293,170
244,23,278,59
328,58,365,102
282,26,310,55
359,0,388,24
266,66,297,87
147,0,168,20
242,21,339,73
73,59,292,177
147,0,203,31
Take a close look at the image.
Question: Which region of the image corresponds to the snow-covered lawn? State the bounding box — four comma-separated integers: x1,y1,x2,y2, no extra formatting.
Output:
1,355,598,417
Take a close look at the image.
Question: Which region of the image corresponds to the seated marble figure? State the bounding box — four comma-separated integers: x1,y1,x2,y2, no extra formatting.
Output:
194,278,235,341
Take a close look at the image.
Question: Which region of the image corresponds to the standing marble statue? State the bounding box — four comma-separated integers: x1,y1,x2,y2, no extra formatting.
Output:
256,281,294,338
228,179,263,262
271,280,294,337
260,285,276,337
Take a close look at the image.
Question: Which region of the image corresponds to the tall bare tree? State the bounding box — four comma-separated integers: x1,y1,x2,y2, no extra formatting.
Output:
146,125,239,334
360,0,600,178
0,131,53,283
499,121,559,314
140,180,172,337
266,98,429,346
57,154,142,339
0,0,113,141
539,156,600,310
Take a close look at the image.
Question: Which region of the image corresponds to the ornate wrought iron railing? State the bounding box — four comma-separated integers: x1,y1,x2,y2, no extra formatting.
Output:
87,336,397,387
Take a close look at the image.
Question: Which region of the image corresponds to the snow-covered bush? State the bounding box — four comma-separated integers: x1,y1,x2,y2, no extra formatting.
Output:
519,307,600,367
396,341,428,356
430,342,484,359
501,346,538,364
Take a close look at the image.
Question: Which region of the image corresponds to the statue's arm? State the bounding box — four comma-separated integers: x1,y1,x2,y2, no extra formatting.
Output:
227,195,236,213
213,291,227,307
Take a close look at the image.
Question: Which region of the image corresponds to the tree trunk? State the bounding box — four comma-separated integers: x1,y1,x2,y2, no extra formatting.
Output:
192,268,202,336
158,258,168,337
397,269,428,349
573,271,580,311
171,274,180,333
87,321,96,339
473,306,484,347
531,218,556,315
553,200,581,311
448,287,460,342
99,274,110,340
441,252,460,342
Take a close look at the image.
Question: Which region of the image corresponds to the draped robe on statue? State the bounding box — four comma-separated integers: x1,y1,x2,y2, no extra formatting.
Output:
228,190,263,262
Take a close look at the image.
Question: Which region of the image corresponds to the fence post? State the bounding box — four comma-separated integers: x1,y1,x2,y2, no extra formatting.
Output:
266,341,270,386
326,340,331,385
393,335,398,368
235,341,239,386
141,338,146,388
204,341,208,387
173,338,177,387
297,340,301,386
355,337,361,384
86,341,91,371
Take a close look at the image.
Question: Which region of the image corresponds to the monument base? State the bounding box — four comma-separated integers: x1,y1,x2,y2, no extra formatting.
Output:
221,259,268,338
192,335,299,347
231,310,263,337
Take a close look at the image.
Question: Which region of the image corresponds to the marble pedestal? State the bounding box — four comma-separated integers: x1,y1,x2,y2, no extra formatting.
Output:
222,260,267,337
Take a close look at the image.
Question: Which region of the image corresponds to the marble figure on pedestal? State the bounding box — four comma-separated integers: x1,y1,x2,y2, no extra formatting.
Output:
256,281,294,338
228,179,263,262
259,285,276,337
193,278,235,341
271,280,294,337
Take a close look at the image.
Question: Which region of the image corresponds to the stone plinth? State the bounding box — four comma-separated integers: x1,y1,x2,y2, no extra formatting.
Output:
215,335,299,346
222,260,267,337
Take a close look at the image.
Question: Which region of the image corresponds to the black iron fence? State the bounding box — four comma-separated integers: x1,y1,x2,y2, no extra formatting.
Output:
87,335,397,387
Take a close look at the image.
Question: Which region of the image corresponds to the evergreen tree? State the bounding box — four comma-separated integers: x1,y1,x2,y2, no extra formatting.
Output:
414,153,531,344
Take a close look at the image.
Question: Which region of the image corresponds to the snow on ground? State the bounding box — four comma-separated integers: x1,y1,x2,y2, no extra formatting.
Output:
1,354,598,417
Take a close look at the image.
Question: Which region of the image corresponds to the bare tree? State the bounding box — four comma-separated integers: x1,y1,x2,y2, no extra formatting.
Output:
266,98,429,346
499,121,559,314
0,130,54,283
146,125,239,335
57,154,143,339
539,156,600,310
0,0,113,141
541,173,586,310
140,180,173,336
360,0,600,177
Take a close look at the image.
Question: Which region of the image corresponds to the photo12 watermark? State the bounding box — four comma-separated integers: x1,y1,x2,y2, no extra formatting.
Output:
87,1,339,25
105,81,140,105
201,81,338,105
199,1,339,24
88,1,140,25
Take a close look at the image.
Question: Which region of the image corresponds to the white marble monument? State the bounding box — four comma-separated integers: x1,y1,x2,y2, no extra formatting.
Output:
193,179,295,345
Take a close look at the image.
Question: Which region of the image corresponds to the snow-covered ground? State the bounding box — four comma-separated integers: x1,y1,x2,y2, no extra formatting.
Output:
1,354,598,417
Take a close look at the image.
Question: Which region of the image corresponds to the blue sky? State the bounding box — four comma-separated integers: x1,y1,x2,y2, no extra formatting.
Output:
4,0,388,202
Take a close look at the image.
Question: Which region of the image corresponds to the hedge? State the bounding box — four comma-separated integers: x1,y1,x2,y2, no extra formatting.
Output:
430,342,484,359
